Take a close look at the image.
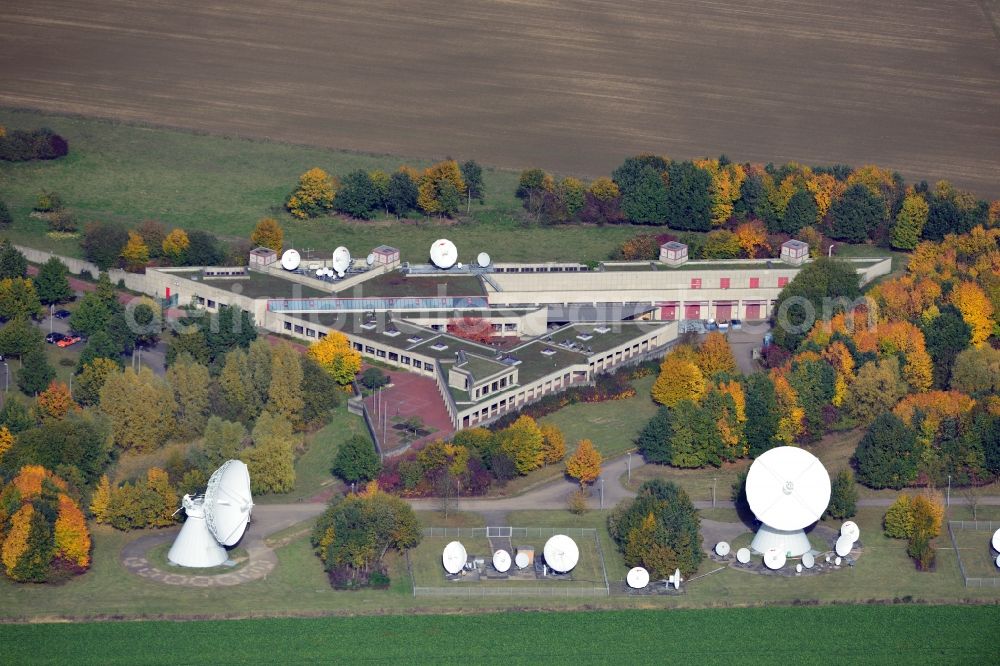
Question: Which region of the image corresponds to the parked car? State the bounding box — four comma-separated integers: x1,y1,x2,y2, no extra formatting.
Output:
45,332,66,344
730,319,743,330
55,335,82,348
53,309,71,319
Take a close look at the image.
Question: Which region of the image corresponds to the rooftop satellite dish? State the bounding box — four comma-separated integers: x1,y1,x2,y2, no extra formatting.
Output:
747,446,831,557
442,541,467,575
835,535,853,558
315,268,324,277
429,238,458,269
991,528,1000,552
515,552,530,569
167,460,253,567
280,249,301,271
763,548,786,570
841,521,860,543
667,568,683,589
835,556,842,566
332,246,352,277
802,552,815,569
715,542,731,557
626,567,650,589
796,563,803,573
996,553,1000,569
493,549,511,573
477,252,491,268
543,534,579,573
366,253,376,266
736,548,751,564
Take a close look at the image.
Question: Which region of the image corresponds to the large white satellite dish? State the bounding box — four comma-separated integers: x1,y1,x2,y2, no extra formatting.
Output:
515,552,530,569
763,548,787,570
429,238,458,269
626,567,650,589
477,252,491,268
841,521,860,543
280,249,301,271
991,528,1000,552
442,541,467,575
802,552,815,569
747,446,831,557
736,548,751,564
167,459,254,567
835,535,853,558
493,549,511,573
543,534,579,573
332,246,352,277
715,542,730,557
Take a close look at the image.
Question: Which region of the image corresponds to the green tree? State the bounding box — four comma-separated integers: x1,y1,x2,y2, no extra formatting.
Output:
788,358,836,441
218,348,255,421
0,239,27,279
80,222,128,270
184,230,225,266
73,357,119,406
241,412,296,493
198,416,247,472
891,194,929,250
301,356,343,428
360,367,389,390
621,165,669,224
828,183,884,243
17,346,54,395
386,171,418,217
921,306,971,389
265,342,304,428
460,160,485,208
779,189,817,234
667,400,723,468
845,358,907,425
664,161,713,231
0,396,34,433
0,412,111,483
853,412,919,489
332,434,382,484
0,316,43,359
0,278,42,320
166,353,210,439
701,230,741,259
165,329,210,367
497,415,545,474
335,170,380,219
635,407,674,464
883,494,913,538
743,373,780,457
734,170,776,223
826,469,858,519
98,367,176,452
950,346,1000,397
0,201,11,228
771,257,862,351
69,293,113,338
34,258,72,305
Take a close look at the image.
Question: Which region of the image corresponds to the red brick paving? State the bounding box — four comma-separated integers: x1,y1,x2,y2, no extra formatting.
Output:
363,366,454,456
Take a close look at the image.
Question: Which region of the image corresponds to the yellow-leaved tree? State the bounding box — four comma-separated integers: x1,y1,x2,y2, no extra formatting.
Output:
54,493,91,568
696,332,737,378
120,232,149,271
307,331,362,386
36,381,76,421
565,439,602,487
0,425,13,462
540,423,566,465
90,475,112,523
161,228,190,264
652,354,705,407
287,167,337,219
950,281,994,347
498,415,545,474
250,217,283,253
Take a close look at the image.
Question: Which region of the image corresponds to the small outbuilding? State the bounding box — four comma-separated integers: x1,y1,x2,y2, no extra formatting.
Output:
249,247,278,268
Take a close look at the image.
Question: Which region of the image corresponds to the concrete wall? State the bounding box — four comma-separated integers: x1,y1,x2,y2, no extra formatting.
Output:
15,244,152,294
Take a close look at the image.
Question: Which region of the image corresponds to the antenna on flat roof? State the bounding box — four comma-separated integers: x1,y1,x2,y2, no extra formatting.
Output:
332,246,352,277
477,252,491,268
280,249,301,271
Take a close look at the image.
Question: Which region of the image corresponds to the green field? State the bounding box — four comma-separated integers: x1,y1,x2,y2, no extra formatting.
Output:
2,605,997,665
0,108,640,263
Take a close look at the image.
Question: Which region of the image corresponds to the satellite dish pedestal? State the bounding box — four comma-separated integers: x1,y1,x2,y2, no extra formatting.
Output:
750,524,812,558
167,495,228,568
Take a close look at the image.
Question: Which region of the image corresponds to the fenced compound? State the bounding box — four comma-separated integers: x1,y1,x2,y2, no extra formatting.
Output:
947,520,1000,588
411,527,610,597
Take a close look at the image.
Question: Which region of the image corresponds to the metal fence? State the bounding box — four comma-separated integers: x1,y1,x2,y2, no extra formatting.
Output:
420,527,598,539
947,520,1000,588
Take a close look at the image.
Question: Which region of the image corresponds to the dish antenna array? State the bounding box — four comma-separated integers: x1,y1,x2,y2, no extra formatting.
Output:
442,541,467,575
801,552,815,569
332,246,352,277
736,548,751,564
626,566,650,589
543,534,579,573
280,249,301,271
493,549,511,573
763,548,787,570
715,542,730,557
477,252,491,268
515,551,530,569
746,446,831,557
168,460,254,568
429,239,458,269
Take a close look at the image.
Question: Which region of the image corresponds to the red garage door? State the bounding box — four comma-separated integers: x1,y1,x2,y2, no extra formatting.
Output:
716,303,732,321
685,303,701,319
660,304,677,320
745,303,761,320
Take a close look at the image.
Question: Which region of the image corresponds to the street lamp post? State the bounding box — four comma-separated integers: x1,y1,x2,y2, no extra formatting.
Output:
3,362,8,392
627,452,631,485
713,477,718,508
947,475,951,508
49,304,53,335
600,478,604,510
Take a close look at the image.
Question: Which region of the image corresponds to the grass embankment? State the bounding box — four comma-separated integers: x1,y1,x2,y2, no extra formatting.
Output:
0,108,639,263
3,605,997,664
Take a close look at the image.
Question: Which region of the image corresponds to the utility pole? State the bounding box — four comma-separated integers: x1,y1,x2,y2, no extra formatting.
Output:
600,478,604,510
713,477,718,508
627,452,632,485
947,475,951,508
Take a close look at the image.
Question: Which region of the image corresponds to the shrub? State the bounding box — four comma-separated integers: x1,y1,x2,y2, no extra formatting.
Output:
0,128,69,162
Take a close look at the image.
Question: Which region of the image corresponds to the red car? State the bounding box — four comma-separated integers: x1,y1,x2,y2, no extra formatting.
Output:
55,335,81,348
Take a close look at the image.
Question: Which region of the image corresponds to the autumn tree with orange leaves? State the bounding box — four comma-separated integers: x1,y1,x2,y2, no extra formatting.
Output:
565,438,602,486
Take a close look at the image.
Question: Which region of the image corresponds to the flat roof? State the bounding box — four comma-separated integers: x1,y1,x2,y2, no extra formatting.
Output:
334,271,485,298
186,270,330,298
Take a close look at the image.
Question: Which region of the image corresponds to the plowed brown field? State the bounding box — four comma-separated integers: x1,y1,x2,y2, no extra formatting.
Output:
2,0,999,195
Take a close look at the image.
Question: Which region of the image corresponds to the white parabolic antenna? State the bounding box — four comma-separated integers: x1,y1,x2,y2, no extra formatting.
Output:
796,563,803,573
332,246,352,277
543,534,579,573
167,459,253,568
715,542,730,557
747,446,831,557
429,239,458,269
515,552,530,569
736,548,751,564
835,535,853,557
477,252,491,268
626,567,650,589
442,541,467,575
802,552,815,569
763,548,787,570
835,556,842,566
280,249,301,271
995,554,1000,569
841,521,860,543
493,549,511,573
366,253,376,266
991,528,1000,552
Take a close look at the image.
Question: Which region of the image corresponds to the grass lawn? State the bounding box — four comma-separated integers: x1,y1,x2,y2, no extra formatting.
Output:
0,108,640,264
3,605,997,664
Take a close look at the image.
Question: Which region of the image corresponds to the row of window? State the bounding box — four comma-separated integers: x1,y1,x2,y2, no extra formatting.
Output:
689,276,788,290
282,321,327,339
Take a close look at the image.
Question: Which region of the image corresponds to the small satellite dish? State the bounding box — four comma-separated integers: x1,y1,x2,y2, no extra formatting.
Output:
280,249,301,271
315,268,324,277
747,446,831,557
841,521,860,543
763,548,786,570
835,556,842,566
493,549,511,573
802,552,815,569
543,534,579,573
429,238,458,269
477,252,491,268
825,554,831,563
736,548,751,564
715,542,730,557
515,552,530,569
442,541,467,574
332,246,352,276
835,535,853,557
991,528,1000,552
366,253,376,266
796,563,803,573
667,568,683,589
626,567,650,589
995,553,1000,569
